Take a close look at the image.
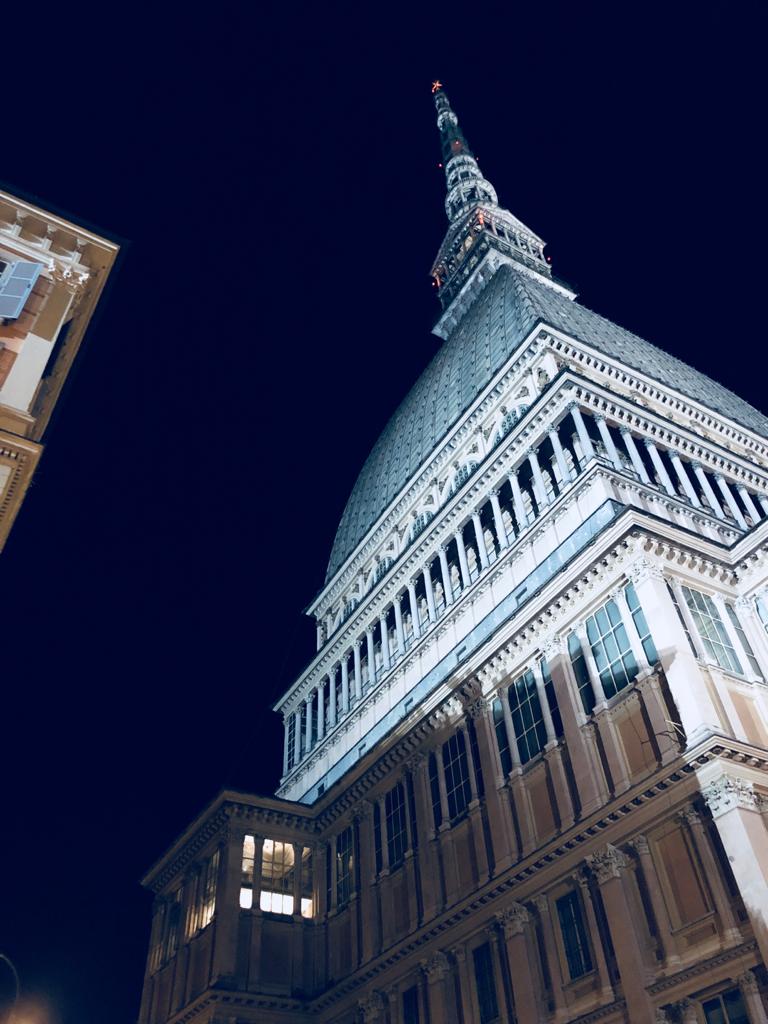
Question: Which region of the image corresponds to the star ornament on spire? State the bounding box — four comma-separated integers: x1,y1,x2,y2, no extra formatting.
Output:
431,80,443,94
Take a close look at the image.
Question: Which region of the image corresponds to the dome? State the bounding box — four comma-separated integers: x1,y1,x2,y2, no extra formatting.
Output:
326,264,768,582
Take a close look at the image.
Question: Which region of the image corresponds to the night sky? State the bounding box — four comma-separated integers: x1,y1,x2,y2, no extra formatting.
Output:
1,3,766,1021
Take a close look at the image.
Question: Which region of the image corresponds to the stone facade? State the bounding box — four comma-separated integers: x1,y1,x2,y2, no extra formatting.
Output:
0,190,119,552
138,87,768,1024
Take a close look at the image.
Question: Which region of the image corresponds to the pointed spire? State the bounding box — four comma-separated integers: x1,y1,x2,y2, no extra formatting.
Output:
429,83,569,338
432,83,497,222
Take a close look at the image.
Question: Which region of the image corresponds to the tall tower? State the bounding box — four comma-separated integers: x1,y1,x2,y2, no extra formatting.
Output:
0,190,119,552
139,87,768,1024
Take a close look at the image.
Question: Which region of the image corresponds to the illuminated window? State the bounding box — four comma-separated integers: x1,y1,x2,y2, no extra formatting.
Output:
701,987,749,1024
385,782,408,868
681,587,743,675
624,582,659,664
585,598,638,699
568,632,595,714
240,834,255,909
556,890,593,980
186,849,220,938
336,826,354,907
261,840,295,915
442,731,472,821
507,668,546,764
299,846,313,919
149,888,182,974
725,602,763,679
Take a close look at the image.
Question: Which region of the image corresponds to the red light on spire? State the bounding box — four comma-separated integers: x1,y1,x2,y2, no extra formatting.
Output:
431,80,443,94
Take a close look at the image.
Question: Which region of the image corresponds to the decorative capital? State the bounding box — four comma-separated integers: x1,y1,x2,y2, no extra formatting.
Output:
701,773,761,817
736,969,759,995
496,901,530,937
358,991,386,1022
462,695,490,720
588,843,629,884
349,799,374,824
654,1009,673,1024
421,950,450,982
404,752,426,774
626,555,664,588
677,805,701,827
449,944,467,964
542,633,568,659
628,833,650,856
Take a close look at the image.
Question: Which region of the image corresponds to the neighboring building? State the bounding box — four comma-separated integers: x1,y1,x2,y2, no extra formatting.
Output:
0,189,119,552
138,87,768,1024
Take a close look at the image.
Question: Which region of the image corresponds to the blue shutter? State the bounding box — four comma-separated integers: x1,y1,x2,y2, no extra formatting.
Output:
0,261,42,321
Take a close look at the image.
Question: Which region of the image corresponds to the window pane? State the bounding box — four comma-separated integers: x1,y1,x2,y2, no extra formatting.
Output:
585,598,638,698
443,732,472,820
261,840,295,916
472,942,499,1023
507,669,545,764
725,602,763,679
682,586,744,675
568,633,595,714
625,582,659,664
556,890,593,980
336,827,354,907
403,986,420,1024
386,782,408,867
492,697,512,775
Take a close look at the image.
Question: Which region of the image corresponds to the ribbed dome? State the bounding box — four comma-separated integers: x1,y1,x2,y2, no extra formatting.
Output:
326,265,768,582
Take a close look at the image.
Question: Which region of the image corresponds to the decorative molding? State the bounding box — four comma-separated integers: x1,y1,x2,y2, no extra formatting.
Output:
701,773,762,817
588,843,629,884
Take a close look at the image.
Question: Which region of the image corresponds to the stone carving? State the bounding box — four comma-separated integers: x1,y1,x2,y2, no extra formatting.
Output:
628,833,650,856
626,555,665,587
421,950,450,982
701,773,760,818
542,633,568,659
588,843,629,884
654,1009,673,1024
736,969,759,994
357,990,386,1022
496,901,530,937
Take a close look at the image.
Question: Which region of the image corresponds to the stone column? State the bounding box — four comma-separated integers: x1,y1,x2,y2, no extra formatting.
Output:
407,754,441,920
543,635,606,816
527,447,549,507
570,404,596,462
421,952,453,1023
669,451,701,506
450,945,476,1024
328,668,337,728
490,490,508,548
305,694,313,751
465,693,518,871
620,428,651,483
439,546,454,605
455,528,471,588
293,708,302,765
627,836,680,967
700,771,768,961
497,903,540,1023
353,640,363,700
738,485,761,523
423,565,437,622
509,469,530,530
716,474,748,529
379,616,391,672
644,438,677,496
627,556,722,743
407,580,421,640
366,628,377,686
282,718,290,775
317,683,325,741
487,924,514,1021
693,461,726,518
471,511,490,569
211,824,247,984
737,969,768,1024
595,415,623,471
386,985,402,1024
532,894,567,1018
292,842,304,920
550,424,573,484
341,656,350,713
588,844,655,1023
394,596,406,656
573,870,614,1001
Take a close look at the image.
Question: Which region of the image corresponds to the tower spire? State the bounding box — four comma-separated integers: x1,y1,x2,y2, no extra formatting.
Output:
430,83,569,338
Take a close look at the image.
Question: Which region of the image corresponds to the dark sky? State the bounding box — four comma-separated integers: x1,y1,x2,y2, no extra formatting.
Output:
1,3,766,1021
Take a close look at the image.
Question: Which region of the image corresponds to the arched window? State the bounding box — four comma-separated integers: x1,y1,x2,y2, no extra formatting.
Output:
449,461,478,497
410,511,433,544
493,409,518,446
373,557,393,585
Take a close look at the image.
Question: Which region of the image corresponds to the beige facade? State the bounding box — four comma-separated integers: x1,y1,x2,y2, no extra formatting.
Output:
138,88,768,1024
0,190,119,552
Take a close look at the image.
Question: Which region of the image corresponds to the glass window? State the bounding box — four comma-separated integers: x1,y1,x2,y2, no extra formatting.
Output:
429,752,443,829
667,581,698,656
198,849,219,930
374,801,383,875
702,987,749,1024
507,668,546,764
755,594,768,633
585,598,638,699
286,716,296,770
240,834,255,909
556,890,593,980
492,696,512,775
299,846,313,919
624,582,659,664
260,840,295,915
681,587,743,675
443,731,472,820
402,985,420,1024
725,602,763,679
336,826,354,907
541,658,563,738
386,782,408,867
472,942,500,1023
568,632,595,714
